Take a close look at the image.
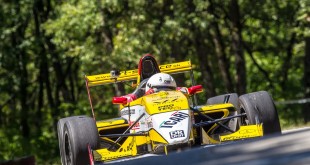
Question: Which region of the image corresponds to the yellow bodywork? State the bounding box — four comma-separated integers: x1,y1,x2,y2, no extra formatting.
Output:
96,118,129,129
93,136,138,161
93,101,263,162
220,124,263,141
94,129,167,162
197,104,231,144
119,91,190,115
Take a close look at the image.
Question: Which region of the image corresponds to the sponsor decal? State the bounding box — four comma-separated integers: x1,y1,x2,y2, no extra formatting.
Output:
221,129,260,141
122,70,138,75
94,70,138,80
239,129,257,134
153,98,178,105
160,111,189,128
221,135,256,141
120,109,135,116
95,75,110,79
147,117,153,128
153,99,169,104
169,130,185,139
163,80,171,84
159,63,181,69
147,122,153,128
158,104,174,111
129,121,140,130
150,95,181,101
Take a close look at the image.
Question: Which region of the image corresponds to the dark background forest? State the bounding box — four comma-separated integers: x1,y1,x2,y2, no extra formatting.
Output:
0,0,309,164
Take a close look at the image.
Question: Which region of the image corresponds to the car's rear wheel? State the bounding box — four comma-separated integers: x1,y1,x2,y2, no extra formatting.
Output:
207,93,239,109
239,91,281,135
60,116,99,165
58,117,75,165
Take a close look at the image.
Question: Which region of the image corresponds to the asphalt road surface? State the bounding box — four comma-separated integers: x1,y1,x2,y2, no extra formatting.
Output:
106,127,310,165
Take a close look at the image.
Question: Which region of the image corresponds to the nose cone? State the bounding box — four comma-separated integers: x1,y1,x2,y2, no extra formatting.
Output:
151,110,192,144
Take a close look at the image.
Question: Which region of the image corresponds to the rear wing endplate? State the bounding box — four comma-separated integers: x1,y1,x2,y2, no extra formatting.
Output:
85,61,192,87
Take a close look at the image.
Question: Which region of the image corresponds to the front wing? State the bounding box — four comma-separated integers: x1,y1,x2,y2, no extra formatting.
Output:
91,123,263,162
220,124,263,142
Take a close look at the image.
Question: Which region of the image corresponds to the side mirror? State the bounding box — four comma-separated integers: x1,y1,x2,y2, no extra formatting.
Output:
188,85,203,95
112,97,128,104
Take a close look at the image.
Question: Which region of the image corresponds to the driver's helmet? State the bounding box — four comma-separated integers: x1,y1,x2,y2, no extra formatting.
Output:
145,73,177,92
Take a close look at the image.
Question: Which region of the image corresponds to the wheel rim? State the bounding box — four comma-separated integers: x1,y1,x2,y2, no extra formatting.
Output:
64,132,73,165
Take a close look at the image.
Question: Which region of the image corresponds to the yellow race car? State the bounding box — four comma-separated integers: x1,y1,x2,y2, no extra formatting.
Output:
57,54,281,165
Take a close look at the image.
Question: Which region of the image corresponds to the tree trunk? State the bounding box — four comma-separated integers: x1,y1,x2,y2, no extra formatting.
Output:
33,0,66,130
186,0,216,99
33,0,59,133
303,37,310,123
33,0,45,135
208,0,234,92
12,1,30,138
195,38,217,99
230,0,246,94
96,0,114,53
280,32,296,90
96,0,127,96
19,49,29,138
37,64,44,135
52,54,72,102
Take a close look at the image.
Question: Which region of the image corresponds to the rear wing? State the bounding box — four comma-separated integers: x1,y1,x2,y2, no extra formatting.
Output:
85,61,193,87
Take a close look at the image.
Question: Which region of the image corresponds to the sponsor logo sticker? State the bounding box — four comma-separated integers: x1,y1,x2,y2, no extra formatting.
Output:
160,111,189,128
169,130,185,139
158,104,174,111
129,121,140,130
120,109,135,116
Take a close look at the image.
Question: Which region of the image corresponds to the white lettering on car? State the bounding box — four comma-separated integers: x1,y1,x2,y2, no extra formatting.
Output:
160,111,189,128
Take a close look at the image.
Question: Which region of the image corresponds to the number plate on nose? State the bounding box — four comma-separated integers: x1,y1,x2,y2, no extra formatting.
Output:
169,130,185,139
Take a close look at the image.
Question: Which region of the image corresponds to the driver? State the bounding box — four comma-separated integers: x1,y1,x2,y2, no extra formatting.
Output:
145,73,177,95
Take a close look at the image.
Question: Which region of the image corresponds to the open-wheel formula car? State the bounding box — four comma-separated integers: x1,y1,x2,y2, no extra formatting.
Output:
57,54,281,165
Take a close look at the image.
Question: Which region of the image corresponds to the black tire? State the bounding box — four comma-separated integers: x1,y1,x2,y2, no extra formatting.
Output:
207,93,239,109
207,93,239,131
58,116,86,165
239,91,281,135
58,117,73,165
61,116,99,165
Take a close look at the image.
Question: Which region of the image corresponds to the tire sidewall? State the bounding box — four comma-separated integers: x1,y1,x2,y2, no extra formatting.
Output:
63,121,78,165
58,116,80,165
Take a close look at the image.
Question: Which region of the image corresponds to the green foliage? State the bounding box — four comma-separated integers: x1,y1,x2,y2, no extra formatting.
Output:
0,0,309,163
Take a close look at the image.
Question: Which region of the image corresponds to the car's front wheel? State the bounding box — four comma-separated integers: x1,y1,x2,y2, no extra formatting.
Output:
59,116,99,165
239,91,281,135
